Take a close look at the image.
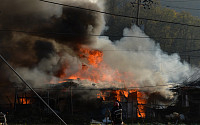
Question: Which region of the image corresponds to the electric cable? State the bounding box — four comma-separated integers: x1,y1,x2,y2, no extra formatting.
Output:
0,83,178,90
39,0,200,28
0,54,68,125
161,0,199,2
163,5,200,11
1,28,200,40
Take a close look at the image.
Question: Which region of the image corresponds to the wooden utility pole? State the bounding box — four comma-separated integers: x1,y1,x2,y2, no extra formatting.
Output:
136,0,141,26
131,0,154,26
14,88,18,111
188,55,191,64
70,86,73,115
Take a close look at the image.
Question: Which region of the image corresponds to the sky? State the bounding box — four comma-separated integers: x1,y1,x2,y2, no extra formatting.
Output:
160,0,200,18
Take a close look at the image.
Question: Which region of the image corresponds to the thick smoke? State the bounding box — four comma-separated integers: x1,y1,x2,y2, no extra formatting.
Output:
0,0,105,92
92,26,195,97
0,0,105,47
0,0,196,100
97,26,193,83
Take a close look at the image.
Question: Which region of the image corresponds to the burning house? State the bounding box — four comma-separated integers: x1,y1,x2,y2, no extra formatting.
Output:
8,80,148,124
0,0,198,124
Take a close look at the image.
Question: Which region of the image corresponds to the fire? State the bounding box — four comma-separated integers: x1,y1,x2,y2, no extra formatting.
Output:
114,90,146,118
79,48,103,68
137,91,146,118
97,91,107,101
67,47,119,83
97,90,146,118
19,98,31,104
114,90,131,101
56,46,146,118
57,46,136,85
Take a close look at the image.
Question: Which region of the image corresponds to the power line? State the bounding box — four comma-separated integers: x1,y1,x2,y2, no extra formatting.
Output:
2,45,200,58
161,0,199,2
2,45,200,56
39,0,200,28
0,54,68,125
131,2,200,11
0,84,177,90
1,29,200,56
179,54,200,57
176,49,200,53
164,5,200,11
1,28,200,40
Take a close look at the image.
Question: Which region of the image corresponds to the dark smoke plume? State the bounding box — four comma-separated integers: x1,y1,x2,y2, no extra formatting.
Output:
0,0,104,47
0,0,195,106
0,0,104,70
0,0,105,104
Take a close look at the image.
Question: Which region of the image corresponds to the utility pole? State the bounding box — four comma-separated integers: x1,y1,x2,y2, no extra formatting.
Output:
136,0,141,26
70,86,73,116
131,0,154,26
188,55,191,64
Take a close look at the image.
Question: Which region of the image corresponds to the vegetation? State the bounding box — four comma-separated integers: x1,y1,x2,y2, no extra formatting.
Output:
104,0,200,65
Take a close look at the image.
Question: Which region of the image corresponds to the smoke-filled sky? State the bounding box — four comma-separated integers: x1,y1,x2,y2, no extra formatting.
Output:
0,0,196,100
0,0,104,81
0,0,105,103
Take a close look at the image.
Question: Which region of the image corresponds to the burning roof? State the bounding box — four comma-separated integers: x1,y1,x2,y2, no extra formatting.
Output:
0,0,197,107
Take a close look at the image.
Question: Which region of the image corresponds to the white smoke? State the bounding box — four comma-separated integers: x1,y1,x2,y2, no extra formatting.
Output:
91,25,195,97
4,0,196,99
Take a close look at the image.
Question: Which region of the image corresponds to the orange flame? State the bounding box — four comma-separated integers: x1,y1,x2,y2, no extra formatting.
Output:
79,48,103,68
19,98,31,104
57,47,136,85
67,47,119,83
56,46,146,117
137,91,146,118
97,90,146,118
97,91,107,101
